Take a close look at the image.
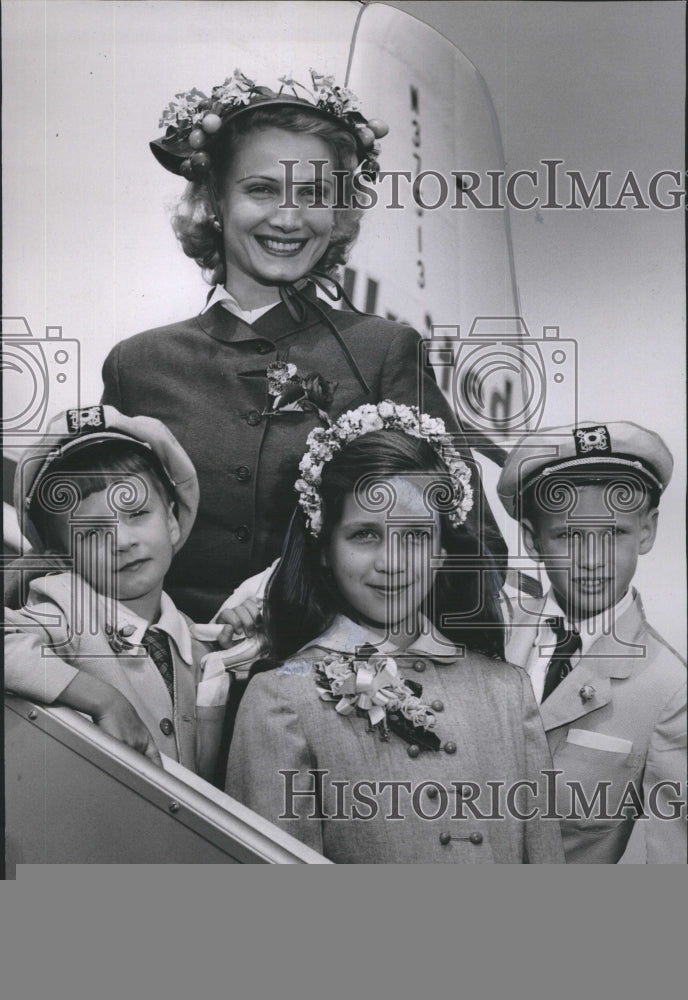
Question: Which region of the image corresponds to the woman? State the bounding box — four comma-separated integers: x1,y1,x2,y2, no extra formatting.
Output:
226,403,564,863
102,69,506,620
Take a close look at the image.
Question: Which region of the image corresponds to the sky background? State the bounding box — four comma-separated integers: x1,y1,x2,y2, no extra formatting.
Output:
2,0,685,648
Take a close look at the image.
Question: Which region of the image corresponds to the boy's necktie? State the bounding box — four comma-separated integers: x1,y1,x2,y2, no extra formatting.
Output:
542,617,582,701
143,629,175,703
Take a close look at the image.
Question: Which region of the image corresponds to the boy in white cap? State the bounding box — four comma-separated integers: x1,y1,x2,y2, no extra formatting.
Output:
498,421,686,863
4,405,229,781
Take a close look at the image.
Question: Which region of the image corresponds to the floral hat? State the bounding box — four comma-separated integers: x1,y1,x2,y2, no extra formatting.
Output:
294,401,474,538
150,68,389,180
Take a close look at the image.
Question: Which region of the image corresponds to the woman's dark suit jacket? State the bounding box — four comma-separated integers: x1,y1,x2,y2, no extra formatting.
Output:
102,289,506,619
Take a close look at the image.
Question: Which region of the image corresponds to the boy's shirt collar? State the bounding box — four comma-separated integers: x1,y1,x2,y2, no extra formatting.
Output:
114,591,194,665
302,614,458,662
537,587,635,655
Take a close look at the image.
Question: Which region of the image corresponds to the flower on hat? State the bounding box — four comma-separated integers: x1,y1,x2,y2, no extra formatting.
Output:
309,70,361,116
294,400,473,538
155,68,388,180
159,87,210,130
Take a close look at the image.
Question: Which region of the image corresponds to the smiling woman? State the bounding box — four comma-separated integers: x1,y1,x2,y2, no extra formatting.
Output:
218,128,339,304
101,69,507,621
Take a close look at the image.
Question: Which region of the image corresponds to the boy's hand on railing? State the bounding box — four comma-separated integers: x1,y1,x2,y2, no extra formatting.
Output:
94,694,163,766
59,673,163,766
216,597,264,647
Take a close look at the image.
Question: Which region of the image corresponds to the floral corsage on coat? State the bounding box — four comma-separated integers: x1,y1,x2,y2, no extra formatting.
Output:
314,643,442,752
266,361,337,420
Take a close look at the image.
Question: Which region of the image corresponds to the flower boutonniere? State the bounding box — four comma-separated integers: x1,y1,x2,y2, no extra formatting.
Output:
314,645,441,751
104,623,138,654
266,361,337,421
579,684,596,704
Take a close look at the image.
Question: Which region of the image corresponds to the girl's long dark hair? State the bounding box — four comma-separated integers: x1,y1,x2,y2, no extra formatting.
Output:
264,431,505,664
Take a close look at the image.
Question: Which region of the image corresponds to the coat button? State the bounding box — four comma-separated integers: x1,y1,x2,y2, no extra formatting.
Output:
412,660,426,673
160,718,174,736
444,741,457,755
407,744,421,758
426,785,439,800
234,525,251,542
439,832,452,846
469,832,483,845
235,465,251,482
431,699,444,712
246,410,262,426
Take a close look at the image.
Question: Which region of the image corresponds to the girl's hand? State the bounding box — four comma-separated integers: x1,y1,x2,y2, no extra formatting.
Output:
216,598,263,647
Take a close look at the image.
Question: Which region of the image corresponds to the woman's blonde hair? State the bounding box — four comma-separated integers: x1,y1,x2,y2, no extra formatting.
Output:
171,105,363,285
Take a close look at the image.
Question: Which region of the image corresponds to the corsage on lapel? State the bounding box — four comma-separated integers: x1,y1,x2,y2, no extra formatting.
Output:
579,684,596,704
315,643,441,751
104,623,138,654
266,361,337,421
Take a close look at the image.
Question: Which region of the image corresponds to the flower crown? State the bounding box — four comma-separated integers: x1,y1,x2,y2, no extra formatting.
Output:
294,401,474,538
153,68,389,180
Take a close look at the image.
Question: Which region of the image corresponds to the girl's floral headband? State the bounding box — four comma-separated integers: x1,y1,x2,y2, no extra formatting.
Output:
151,68,389,180
294,401,474,538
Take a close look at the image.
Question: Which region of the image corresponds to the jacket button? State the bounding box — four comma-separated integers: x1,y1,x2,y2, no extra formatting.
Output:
469,832,483,845
426,785,439,800
431,699,444,712
234,525,251,542
235,465,251,482
159,718,174,736
412,659,426,673
444,741,457,755
407,744,421,758
439,832,452,846
246,410,262,426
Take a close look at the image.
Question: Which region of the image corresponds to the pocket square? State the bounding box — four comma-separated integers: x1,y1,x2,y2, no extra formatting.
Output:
566,729,633,754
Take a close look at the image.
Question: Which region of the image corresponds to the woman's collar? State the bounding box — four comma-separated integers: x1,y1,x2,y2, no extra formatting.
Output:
201,284,280,323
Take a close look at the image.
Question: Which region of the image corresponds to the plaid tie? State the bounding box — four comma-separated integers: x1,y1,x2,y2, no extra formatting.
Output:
542,617,582,701
143,628,175,703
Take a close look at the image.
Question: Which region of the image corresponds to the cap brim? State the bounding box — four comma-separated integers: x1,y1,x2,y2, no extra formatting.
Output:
19,433,180,550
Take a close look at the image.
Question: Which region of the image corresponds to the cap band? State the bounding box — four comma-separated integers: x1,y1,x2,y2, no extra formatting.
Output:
23,432,159,512
523,455,664,494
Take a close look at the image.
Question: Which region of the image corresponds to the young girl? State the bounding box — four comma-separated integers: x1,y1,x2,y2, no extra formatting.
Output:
226,402,564,864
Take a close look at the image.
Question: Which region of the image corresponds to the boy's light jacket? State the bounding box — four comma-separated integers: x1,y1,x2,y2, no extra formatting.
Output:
505,589,686,863
4,572,222,781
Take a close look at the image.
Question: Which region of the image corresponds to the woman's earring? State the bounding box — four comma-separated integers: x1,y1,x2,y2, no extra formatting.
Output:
211,216,223,233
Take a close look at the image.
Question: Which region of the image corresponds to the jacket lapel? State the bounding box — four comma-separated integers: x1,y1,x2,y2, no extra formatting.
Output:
538,593,644,732
505,595,547,668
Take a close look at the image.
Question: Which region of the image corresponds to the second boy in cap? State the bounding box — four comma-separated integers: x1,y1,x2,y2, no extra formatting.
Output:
498,421,686,864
